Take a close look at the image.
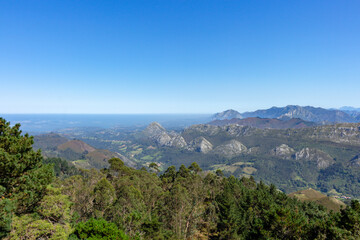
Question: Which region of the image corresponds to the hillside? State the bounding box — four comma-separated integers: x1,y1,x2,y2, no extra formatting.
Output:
288,188,346,212
117,122,360,197
209,117,318,129
33,132,69,150
57,139,96,154
33,133,136,169
48,121,360,198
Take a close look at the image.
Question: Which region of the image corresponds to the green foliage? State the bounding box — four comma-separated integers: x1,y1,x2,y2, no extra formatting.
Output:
58,148,85,161
7,186,73,239
189,162,202,174
70,218,129,240
338,200,360,237
108,158,125,172
93,178,116,217
148,162,160,173
0,118,56,238
38,186,72,222
0,118,54,214
0,199,13,238
54,161,360,239
8,214,72,240
213,176,356,239
43,157,81,178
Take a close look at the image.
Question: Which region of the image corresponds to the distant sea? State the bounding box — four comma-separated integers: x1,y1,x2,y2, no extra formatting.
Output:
1,114,212,134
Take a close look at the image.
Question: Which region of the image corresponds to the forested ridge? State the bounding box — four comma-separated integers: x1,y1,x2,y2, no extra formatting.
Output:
2,118,360,239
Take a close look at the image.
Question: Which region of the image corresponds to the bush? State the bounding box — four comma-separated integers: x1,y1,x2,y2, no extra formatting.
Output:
70,218,129,240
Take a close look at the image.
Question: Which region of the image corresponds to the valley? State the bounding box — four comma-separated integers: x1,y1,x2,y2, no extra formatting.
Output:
33,107,360,199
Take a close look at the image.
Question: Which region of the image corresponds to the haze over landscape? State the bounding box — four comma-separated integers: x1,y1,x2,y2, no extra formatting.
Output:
2,1,360,239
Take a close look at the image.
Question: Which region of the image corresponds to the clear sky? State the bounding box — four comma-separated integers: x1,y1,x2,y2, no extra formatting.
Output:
1,0,359,114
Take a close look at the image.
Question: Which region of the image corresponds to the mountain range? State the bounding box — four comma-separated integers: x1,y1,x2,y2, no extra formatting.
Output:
31,105,360,198
338,106,360,112
131,121,360,197
209,117,318,129
213,105,360,123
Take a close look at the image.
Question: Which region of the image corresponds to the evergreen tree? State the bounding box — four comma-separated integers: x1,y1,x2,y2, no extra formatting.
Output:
0,118,53,238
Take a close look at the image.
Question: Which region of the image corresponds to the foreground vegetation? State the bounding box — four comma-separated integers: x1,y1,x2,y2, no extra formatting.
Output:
2,118,360,239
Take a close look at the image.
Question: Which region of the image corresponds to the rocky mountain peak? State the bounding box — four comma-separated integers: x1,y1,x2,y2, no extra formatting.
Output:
169,134,188,148
295,148,335,169
270,144,295,157
213,139,248,158
188,137,213,153
212,109,242,120
142,122,187,148
144,122,166,135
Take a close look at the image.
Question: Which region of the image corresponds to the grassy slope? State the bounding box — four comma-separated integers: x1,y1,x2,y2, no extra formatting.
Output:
288,188,346,212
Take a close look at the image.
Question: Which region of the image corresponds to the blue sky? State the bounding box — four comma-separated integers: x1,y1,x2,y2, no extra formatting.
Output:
1,0,359,113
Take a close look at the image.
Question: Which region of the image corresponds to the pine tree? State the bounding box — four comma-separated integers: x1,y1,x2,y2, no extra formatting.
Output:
0,118,53,237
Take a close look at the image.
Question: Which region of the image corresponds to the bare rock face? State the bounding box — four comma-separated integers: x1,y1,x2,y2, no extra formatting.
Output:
309,123,360,146
221,125,256,137
295,148,335,169
142,122,187,148
213,139,248,158
185,124,221,136
169,134,188,148
270,144,295,158
188,137,213,153
184,124,258,139
143,122,167,137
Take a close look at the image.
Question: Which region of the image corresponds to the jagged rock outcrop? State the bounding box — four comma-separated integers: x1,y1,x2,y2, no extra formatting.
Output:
221,125,258,137
270,144,295,158
295,148,334,169
187,137,213,153
184,124,222,136
142,122,187,148
184,124,258,138
307,123,360,146
213,139,247,158
168,134,187,148
212,109,242,120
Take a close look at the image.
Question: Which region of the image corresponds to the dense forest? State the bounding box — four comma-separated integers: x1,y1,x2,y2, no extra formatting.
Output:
2,118,360,239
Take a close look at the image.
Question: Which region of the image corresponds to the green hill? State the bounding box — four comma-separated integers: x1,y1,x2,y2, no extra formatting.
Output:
33,133,129,169
57,139,96,154
288,188,346,212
